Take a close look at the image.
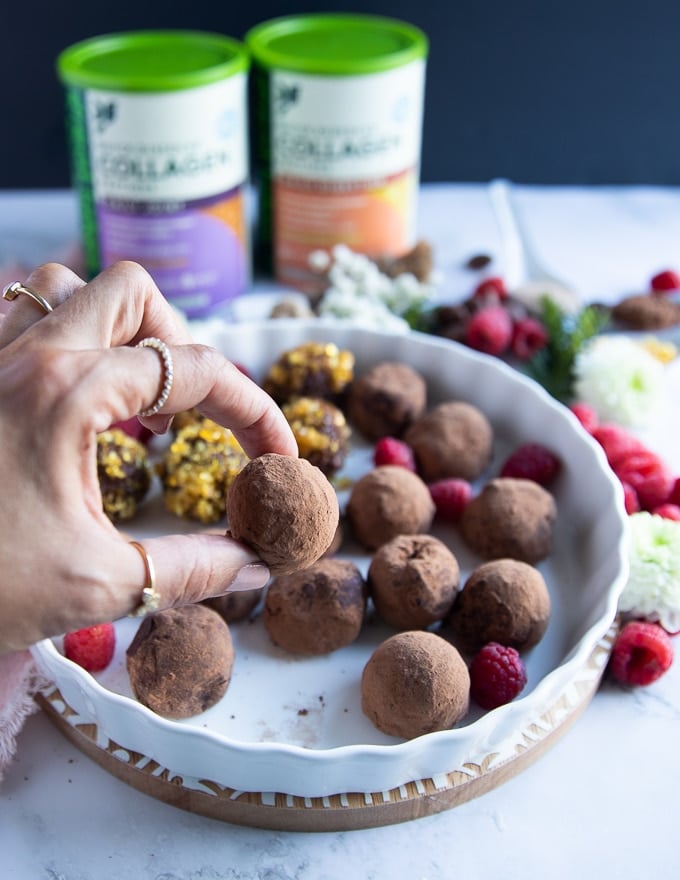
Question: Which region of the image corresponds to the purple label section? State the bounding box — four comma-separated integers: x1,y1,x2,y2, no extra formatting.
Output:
96,194,248,319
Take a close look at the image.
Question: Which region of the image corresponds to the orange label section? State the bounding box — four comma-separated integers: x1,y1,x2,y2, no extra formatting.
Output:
273,169,417,290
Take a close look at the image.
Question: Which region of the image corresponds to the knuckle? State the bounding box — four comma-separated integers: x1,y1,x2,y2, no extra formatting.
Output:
25,261,75,290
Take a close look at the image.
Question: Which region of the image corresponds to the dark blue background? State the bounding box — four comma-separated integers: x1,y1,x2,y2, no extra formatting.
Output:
3,0,679,187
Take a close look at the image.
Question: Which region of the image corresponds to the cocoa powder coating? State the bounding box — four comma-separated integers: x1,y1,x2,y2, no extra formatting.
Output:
347,361,427,441
403,401,493,481
203,589,263,623
368,534,461,629
612,294,680,330
361,631,470,739
264,558,367,655
448,558,551,654
126,605,234,719
226,453,339,575
346,466,435,551
460,477,556,563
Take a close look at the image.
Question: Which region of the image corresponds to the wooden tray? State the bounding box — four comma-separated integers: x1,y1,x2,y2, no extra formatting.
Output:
38,624,614,832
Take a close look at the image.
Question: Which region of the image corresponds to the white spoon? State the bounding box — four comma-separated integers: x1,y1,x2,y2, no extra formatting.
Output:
488,178,581,314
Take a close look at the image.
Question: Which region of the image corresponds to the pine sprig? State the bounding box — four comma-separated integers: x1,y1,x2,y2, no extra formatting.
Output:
525,297,610,402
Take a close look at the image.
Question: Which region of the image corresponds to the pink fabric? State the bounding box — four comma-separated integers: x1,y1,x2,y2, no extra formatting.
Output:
0,651,43,780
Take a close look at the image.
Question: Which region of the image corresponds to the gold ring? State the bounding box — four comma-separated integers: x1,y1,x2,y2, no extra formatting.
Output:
136,337,174,418
128,541,161,618
2,281,53,315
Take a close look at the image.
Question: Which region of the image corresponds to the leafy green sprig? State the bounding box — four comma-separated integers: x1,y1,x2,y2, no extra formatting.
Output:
525,297,611,402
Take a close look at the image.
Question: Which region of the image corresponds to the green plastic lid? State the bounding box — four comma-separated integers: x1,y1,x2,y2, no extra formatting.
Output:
245,14,428,75
57,30,249,92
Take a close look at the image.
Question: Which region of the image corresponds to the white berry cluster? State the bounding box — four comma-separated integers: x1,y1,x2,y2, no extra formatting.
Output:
310,244,438,333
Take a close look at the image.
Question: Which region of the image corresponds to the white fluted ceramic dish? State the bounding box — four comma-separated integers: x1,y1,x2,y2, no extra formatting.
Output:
33,319,629,802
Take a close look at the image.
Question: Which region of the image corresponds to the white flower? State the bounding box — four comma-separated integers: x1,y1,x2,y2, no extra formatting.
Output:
317,287,410,333
308,249,331,272
311,244,437,328
619,511,680,632
573,335,664,427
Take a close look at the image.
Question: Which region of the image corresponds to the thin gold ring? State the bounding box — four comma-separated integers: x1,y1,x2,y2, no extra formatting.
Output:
2,281,54,314
128,541,161,618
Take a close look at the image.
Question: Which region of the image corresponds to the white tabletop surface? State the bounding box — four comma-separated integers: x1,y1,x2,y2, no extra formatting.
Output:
1,183,679,878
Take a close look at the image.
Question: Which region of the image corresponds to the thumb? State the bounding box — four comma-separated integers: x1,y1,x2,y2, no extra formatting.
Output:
121,532,270,619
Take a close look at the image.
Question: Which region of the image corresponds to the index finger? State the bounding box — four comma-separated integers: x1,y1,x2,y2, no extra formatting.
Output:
37,260,194,349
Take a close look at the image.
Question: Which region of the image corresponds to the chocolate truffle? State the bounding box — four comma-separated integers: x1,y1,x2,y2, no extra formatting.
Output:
448,558,551,654
368,534,461,629
226,453,339,575
159,419,249,523
346,466,435,551
403,401,493,481
612,294,680,330
126,605,234,719
346,361,427,441
460,477,557,563
263,341,355,405
97,428,152,522
203,589,263,623
264,558,366,655
282,396,351,475
361,631,470,739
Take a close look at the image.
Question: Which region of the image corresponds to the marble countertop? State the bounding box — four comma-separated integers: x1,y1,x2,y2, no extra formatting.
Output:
2,183,679,879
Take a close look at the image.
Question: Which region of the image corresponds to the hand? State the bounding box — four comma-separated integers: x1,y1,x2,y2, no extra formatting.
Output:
0,261,298,653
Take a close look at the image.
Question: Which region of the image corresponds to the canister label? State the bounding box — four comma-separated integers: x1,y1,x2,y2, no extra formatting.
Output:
267,61,425,289
72,77,249,318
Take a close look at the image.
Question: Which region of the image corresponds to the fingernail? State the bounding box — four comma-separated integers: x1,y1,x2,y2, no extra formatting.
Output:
228,562,270,592
152,415,174,435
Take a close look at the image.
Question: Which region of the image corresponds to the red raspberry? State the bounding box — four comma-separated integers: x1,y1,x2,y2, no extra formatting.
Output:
591,423,646,468
499,442,561,486
428,478,473,520
569,402,599,433
652,502,680,521
465,305,513,355
609,620,674,686
473,275,507,300
667,476,680,506
613,449,674,511
470,642,528,709
63,623,116,672
374,437,416,471
510,316,548,360
112,417,153,446
621,481,641,514
650,269,680,293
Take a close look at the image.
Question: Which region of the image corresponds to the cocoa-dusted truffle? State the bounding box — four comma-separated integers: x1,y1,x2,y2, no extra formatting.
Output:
346,466,435,551
448,558,551,653
612,294,680,330
347,361,427,441
403,401,493,481
203,589,263,623
460,477,556,563
226,453,339,575
282,396,351,476
368,534,460,630
263,341,355,405
361,631,470,739
126,605,234,719
97,427,151,522
263,558,366,655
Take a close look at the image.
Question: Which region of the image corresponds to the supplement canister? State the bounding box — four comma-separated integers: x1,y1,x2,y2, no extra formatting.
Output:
58,31,250,319
246,14,428,291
